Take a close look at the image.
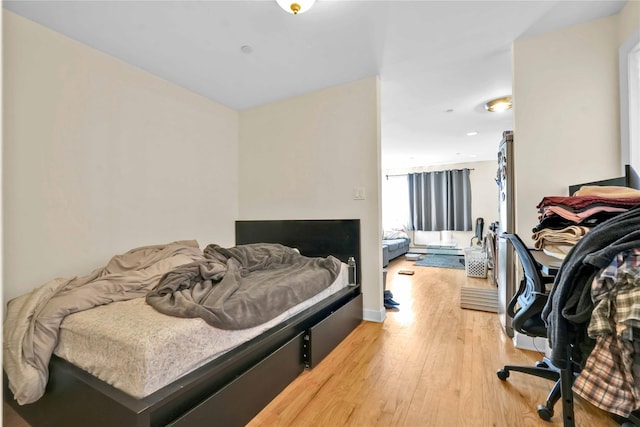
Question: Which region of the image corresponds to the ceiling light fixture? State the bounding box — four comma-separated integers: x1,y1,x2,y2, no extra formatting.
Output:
276,0,316,14
484,96,512,112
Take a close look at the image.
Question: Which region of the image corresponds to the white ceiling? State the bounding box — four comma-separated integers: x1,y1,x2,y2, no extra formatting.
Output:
3,0,628,169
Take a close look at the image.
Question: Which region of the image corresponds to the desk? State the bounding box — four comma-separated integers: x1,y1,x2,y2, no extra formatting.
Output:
531,249,563,276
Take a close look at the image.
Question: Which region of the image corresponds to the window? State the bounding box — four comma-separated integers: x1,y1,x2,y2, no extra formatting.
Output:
382,175,410,231
408,169,472,231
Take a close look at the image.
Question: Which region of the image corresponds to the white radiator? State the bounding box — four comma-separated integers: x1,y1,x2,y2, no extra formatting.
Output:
413,230,474,246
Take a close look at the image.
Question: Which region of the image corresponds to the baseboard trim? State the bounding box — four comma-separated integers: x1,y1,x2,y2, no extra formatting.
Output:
363,308,386,323
410,246,463,256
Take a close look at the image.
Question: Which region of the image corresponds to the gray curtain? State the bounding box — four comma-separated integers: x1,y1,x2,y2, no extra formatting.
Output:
408,168,472,231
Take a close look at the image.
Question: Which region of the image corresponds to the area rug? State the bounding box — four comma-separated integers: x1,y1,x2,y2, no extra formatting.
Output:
415,254,465,270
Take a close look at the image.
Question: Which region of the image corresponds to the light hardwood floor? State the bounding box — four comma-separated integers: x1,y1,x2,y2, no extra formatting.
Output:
248,258,618,427
3,258,620,426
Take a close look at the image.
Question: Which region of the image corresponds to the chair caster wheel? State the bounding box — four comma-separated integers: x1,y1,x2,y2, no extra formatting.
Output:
535,361,549,368
537,405,553,421
496,369,509,381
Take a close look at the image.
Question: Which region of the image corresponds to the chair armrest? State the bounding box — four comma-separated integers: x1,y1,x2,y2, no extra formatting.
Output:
507,279,526,318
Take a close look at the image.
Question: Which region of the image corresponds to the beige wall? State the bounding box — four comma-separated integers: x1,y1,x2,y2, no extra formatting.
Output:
3,12,383,321
3,12,240,302
619,0,640,43
512,15,621,244
239,77,384,321
618,2,640,173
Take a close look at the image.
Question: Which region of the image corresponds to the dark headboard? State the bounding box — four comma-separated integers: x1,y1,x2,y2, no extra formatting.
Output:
626,164,640,190
569,164,640,194
235,219,361,284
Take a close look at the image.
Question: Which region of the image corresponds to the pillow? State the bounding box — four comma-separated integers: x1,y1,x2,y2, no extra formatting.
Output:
383,229,409,240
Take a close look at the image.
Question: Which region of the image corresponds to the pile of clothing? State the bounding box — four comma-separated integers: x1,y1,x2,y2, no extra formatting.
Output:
542,205,640,421
533,186,640,259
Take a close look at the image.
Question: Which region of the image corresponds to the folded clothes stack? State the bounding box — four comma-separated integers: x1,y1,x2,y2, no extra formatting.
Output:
532,186,640,259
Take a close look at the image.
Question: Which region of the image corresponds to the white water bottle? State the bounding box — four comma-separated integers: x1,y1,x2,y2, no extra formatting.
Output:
348,256,356,285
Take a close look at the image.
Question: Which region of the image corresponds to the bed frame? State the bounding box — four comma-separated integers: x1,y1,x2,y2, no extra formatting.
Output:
4,219,363,427
569,164,639,195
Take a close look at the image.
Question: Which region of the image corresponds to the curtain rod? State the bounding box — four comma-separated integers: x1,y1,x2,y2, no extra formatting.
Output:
385,168,474,179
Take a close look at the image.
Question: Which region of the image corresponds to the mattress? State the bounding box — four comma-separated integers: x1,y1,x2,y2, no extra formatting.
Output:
54,263,349,399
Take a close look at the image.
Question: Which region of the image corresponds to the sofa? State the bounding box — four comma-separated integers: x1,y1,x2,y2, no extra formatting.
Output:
382,230,411,267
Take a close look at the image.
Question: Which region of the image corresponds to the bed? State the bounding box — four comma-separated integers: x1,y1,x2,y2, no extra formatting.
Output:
3,219,363,427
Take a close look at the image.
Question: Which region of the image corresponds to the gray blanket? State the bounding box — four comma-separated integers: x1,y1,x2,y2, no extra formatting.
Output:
146,243,342,329
4,240,205,405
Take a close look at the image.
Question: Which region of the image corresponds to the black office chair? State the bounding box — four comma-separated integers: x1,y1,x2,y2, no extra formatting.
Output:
497,233,640,427
496,233,565,422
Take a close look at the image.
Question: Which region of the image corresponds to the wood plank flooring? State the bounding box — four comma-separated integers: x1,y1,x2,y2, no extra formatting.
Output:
3,258,620,426
248,258,618,427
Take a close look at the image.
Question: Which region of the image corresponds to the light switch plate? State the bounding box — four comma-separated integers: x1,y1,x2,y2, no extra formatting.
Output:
352,187,366,200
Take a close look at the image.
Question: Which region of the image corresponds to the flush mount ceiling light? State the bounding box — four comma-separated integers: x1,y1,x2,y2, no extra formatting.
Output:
276,0,316,14
484,96,512,112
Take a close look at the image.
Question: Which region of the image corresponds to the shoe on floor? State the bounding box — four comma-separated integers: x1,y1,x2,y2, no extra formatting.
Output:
384,302,399,310
384,297,400,306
